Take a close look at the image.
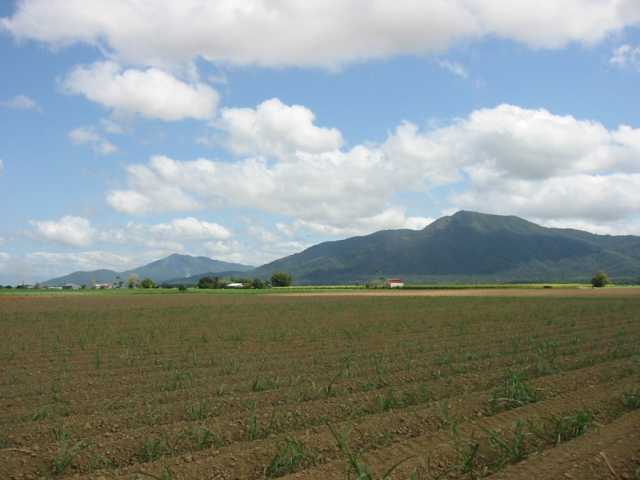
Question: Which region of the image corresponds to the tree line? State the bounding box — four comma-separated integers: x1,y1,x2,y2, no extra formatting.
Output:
120,271,293,290
197,272,292,289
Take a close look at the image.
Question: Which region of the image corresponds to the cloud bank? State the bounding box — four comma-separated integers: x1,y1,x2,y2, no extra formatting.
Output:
3,1,639,68
106,101,640,234
30,216,231,249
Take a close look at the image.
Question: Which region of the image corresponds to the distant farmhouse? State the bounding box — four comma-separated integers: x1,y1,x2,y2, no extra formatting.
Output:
226,282,244,289
385,278,405,288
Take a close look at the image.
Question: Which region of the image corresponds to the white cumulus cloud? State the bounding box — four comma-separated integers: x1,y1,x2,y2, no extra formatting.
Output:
106,160,201,214
219,98,343,159
64,61,219,121
68,126,118,155
419,104,640,181
147,217,231,241
2,1,639,69
30,216,95,247
204,239,247,264
106,191,154,215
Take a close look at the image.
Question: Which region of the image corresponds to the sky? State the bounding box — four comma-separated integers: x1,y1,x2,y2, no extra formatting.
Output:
1,1,640,284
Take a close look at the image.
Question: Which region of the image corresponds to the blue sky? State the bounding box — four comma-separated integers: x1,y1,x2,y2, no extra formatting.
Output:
1,1,640,283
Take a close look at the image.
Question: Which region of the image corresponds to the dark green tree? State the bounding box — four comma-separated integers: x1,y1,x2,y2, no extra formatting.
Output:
198,276,219,289
591,271,610,288
270,272,292,287
140,278,156,289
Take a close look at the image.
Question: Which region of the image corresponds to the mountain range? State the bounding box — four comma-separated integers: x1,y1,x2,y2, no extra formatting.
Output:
43,211,640,285
253,211,640,284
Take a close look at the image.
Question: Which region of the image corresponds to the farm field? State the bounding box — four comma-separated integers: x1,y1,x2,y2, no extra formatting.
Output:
1,292,639,479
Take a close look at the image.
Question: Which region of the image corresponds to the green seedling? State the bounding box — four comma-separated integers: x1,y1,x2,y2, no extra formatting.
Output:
483,420,529,467
185,399,210,421
457,439,480,477
266,437,317,478
252,376,278,392
377,388,400,412
623,390,640,410
324,370,343,397
489,372,539,413
543,410,594,445
140,437,168,462
164,370,192,391
246,401,260,440
191,426,224,450
52,437,86,475
32,405,50,421
327,423,414,479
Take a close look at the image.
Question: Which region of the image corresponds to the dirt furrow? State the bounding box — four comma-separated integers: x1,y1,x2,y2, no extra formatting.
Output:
60,368,638,480
487,409,640,480
3,314,610,402
275,377,638,480
13,358,636,479
4,336,636,454
3,325,634,424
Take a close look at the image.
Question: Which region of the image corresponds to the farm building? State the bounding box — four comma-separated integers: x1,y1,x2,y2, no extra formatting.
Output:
385,278,405,288
226,282,244,288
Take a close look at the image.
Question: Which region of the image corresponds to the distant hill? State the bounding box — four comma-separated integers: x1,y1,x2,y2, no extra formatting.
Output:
44,254,254,286
121,254,253,283
254,211,640,284
42,269,120,286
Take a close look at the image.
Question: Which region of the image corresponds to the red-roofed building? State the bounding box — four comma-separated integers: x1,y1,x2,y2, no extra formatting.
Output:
385,278,404,288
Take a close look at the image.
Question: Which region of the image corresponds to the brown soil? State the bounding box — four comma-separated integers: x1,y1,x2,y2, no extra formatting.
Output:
0,293,638,479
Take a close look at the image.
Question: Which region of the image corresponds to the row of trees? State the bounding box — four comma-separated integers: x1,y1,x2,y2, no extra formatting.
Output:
197,272,292,289
54,272,295,290
125,274,156,289
198,276,261,289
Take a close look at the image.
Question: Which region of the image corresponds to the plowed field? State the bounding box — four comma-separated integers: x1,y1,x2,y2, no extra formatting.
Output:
1,292,639,479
